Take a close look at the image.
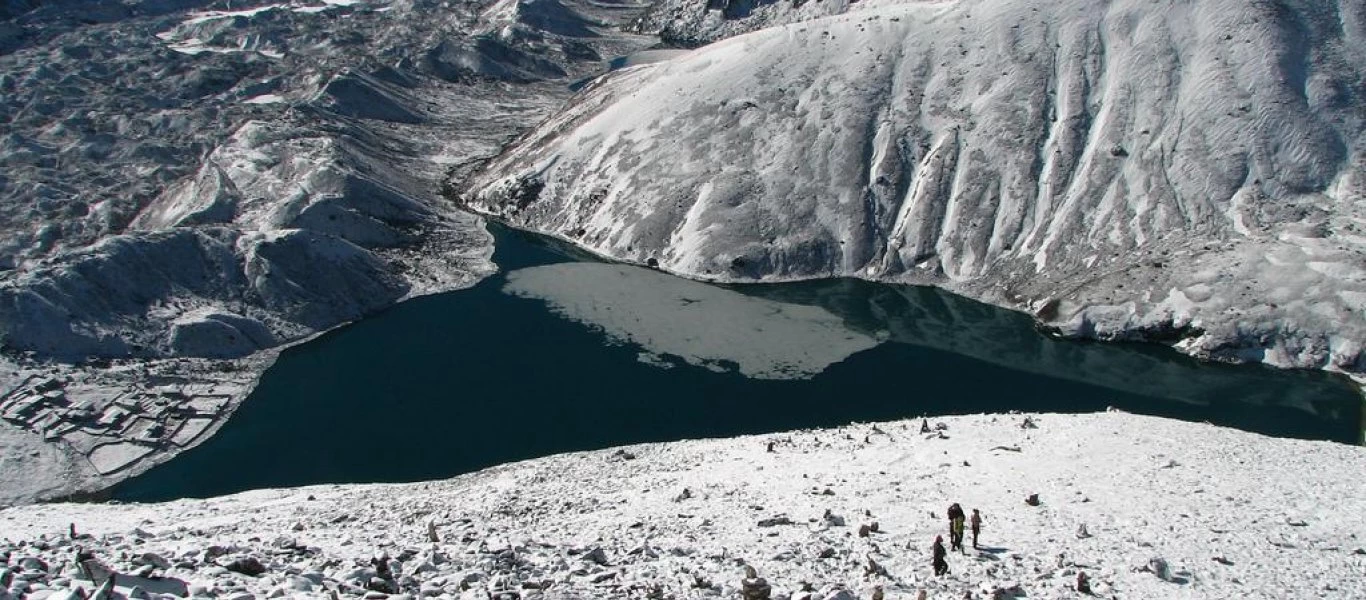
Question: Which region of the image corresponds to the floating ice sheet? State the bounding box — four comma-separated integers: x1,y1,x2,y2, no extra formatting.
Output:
503,263,878,379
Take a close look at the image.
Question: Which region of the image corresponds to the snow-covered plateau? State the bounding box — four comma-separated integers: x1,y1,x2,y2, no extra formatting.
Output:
461,0,1366,384
2,412,1365,599
0,0,658,504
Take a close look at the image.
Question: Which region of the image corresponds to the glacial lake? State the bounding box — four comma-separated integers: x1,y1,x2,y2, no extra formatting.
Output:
112,225,1364,502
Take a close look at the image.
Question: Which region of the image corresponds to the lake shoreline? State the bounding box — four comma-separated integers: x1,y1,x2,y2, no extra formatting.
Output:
105,225,1362,504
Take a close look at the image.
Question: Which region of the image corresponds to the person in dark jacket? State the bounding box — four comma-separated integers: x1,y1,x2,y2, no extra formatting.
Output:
932,535,949,576
970,508,983,549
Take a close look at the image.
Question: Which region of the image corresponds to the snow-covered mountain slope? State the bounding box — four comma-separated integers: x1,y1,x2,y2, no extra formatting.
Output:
460,0,1366,381
0,0,657,505
4,413,1365,599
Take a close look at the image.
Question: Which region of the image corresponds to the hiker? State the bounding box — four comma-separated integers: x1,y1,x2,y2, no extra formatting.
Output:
920,419,931,434
932,535,949,576
970,509,983,549
946,503,963,535
947,503,966,552
951,516,966,553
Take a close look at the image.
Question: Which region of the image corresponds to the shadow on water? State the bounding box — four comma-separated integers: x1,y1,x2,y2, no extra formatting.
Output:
111,225,1363,502
729,279,1360,436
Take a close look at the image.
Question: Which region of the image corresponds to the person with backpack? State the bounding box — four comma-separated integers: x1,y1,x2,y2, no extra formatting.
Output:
947,503,966,552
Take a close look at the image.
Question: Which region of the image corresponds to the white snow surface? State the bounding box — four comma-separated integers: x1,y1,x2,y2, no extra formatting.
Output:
3,413,1365,599
462,0,1366,381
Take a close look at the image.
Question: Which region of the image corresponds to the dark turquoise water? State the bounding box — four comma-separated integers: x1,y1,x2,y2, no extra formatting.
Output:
111,226,1363,502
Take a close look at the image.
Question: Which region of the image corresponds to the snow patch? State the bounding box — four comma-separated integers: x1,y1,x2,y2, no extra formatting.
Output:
242,93,285,104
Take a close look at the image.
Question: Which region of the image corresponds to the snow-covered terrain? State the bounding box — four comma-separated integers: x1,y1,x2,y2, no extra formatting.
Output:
461,0,1366,384
0,0,658,504
4,0,1363,524
3,413,1365,599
